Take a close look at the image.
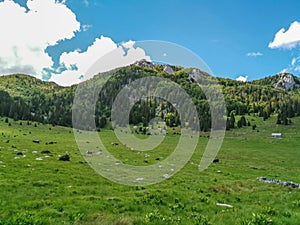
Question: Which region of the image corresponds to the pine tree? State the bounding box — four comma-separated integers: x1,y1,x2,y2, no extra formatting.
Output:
229,112,235,128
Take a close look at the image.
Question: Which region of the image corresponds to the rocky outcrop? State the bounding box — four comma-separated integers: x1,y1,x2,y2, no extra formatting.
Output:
273,73,296,90
257,177,300,188
188,68,204,81
133,59,155,69
163,65,174,74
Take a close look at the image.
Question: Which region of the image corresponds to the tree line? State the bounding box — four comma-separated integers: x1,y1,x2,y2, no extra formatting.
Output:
1,66,300,131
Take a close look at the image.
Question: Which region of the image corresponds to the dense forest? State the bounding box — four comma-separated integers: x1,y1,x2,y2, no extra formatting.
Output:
1,61,300,131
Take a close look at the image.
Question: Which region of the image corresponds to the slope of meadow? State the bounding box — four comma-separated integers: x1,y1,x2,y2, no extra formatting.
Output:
0,115,299,224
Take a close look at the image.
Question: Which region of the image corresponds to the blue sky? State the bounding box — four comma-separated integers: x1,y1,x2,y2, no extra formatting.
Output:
1,0,300,85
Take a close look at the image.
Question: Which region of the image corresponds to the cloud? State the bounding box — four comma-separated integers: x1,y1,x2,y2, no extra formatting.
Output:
294,66,300,72
291,57,297,66
0,0,80,78
49,36,151,86
281,56,300,74
0,0,150,86
236,75,248,82
246,52,263,57
81,24,92,32
269,21,300,49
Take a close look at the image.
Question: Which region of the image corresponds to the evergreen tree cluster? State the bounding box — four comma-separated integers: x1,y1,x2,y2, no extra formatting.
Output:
1,66,300,131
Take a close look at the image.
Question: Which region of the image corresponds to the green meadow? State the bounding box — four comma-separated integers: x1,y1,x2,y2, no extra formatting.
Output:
0,116,299,225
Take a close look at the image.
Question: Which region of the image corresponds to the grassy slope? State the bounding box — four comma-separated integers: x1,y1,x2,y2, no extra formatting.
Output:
0,74,63,98
0,116,299,224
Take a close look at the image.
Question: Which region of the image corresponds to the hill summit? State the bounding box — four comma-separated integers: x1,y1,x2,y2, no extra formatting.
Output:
273,73,299,90
0,63,300,130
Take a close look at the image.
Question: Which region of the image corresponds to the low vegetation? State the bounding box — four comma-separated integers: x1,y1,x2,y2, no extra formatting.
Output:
0,115,299,224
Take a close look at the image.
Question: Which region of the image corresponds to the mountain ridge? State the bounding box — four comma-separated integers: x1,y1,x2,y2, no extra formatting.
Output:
1,62,300,91
0,62,300,130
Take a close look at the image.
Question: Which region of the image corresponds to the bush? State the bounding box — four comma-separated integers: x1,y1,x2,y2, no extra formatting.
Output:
241,213,273,225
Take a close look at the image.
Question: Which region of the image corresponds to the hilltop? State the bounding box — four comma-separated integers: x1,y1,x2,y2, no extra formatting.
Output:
1,61,300,130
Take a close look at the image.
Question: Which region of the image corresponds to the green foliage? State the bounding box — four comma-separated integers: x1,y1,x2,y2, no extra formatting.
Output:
241,213,273,225
0,211,44,225
0,116,300,224
1,65,300,225
1,66,300,132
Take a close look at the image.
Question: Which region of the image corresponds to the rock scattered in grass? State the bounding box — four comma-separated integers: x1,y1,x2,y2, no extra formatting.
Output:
36,157,43,161
257,177,300,188
45,141,57,145
136,177,144,181
111,142,119,146
216,203,233,208
86,150,93,156
85,150,102,156
163,174,170,178
59,153,70,161
213,159,220,163
41,150,51,154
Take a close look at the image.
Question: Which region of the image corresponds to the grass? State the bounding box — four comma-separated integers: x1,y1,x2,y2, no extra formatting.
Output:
0,116,299,224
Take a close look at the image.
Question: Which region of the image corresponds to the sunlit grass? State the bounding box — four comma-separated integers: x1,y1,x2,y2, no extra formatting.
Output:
0,116,299,224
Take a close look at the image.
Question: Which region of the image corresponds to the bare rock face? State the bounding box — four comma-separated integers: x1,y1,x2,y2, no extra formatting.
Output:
188,69,204,81
163,65,174,74
273,73,296,90
133,59,155,69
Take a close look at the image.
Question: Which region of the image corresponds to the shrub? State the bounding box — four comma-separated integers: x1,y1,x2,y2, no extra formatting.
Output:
241,213,273,225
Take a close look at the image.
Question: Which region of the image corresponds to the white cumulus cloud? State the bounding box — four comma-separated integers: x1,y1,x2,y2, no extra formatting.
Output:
281,56,300,74
246,52,263,57
0,0,80,78
49,36,151,86
0,0,151,86
236,75,248,82
269,21,300,49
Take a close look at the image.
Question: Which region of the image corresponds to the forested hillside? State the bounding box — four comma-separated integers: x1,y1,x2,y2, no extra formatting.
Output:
1,61,300,131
